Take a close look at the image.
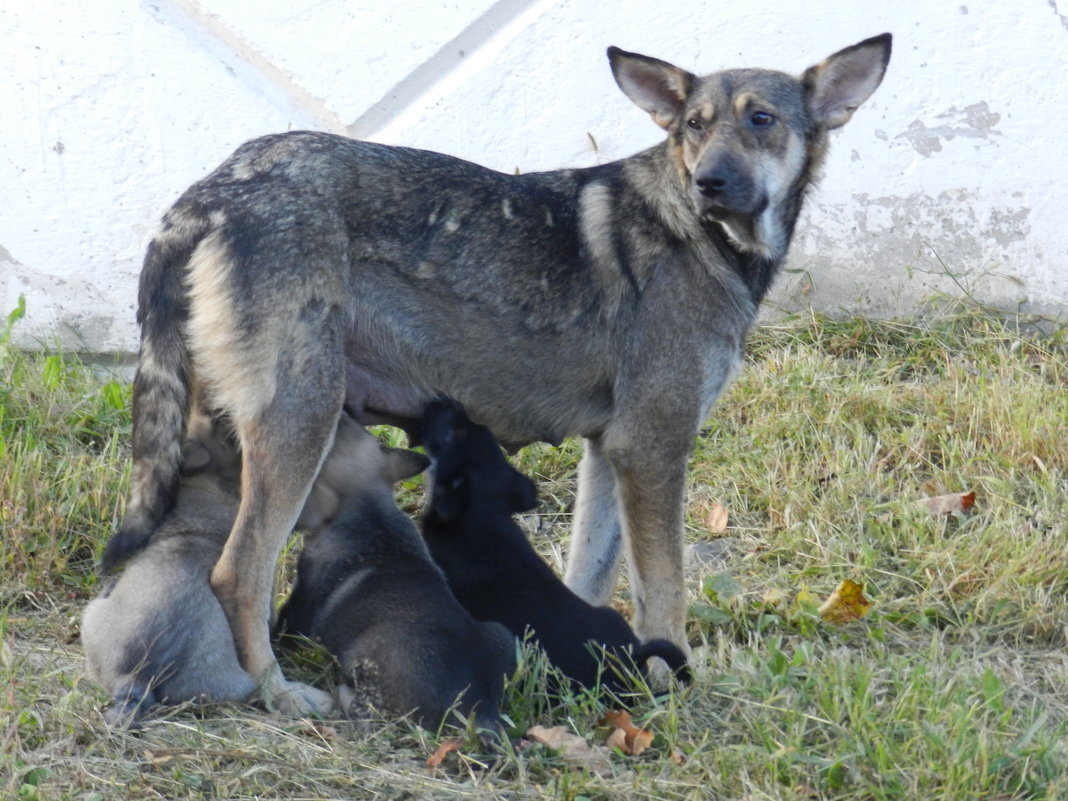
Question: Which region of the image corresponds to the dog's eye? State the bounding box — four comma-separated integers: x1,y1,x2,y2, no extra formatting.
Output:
751,111,775,127
686,118,704,132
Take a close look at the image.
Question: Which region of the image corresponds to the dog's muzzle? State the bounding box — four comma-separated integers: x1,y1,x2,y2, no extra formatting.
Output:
692,151,766,220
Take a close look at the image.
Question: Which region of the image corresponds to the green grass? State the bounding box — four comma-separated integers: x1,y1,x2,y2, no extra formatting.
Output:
3,301,1067,800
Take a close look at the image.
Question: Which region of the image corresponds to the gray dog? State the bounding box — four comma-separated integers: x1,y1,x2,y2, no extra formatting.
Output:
82,414,256,725
276,414,516,731
105,34,891,714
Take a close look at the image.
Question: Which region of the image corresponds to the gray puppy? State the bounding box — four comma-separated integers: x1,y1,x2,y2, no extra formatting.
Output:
81,414,256,726
277,415,516,731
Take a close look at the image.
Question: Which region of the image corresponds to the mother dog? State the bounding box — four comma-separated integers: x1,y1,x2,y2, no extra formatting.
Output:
106,35,891,714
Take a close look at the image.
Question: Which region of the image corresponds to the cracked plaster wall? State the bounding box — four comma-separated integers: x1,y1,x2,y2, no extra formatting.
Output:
2,0,1066,353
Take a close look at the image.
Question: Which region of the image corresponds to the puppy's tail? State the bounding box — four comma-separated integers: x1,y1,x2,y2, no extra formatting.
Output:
634,639,693,685
101,211,208,573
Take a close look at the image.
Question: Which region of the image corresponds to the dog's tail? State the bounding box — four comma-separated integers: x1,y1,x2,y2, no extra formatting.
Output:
634,638,693,685
101,211,208,573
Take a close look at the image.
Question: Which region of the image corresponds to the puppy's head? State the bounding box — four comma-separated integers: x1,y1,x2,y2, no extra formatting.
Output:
299,413,428,530
421,397,538,523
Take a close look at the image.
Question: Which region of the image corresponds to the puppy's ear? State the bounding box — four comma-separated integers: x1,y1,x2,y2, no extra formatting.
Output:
508,472,539,514
385,448,430,484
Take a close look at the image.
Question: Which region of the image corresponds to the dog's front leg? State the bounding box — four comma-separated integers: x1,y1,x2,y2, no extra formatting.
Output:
564,435,625,605
604,433,691,656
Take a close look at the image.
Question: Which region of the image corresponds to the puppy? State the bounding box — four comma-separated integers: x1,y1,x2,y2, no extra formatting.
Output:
420,398,691,693
276,414,516,731
81,414,256,726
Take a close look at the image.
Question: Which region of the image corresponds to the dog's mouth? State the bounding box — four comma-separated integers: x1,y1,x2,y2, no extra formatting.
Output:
699,196,768,227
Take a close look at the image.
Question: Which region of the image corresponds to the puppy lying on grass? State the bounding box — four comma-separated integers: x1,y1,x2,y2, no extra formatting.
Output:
420,398,692,694
81,414,257,726
276,414,516,731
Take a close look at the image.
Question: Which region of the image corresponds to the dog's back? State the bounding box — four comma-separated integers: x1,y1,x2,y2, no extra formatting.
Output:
278,416,515,730
81,415,256,725
420,398,690,691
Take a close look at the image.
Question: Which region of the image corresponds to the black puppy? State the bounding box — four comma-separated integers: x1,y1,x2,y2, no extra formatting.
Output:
420,398,691,693
277,415,516,731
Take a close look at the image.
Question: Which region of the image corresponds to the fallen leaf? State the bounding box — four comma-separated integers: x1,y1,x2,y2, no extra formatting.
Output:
670,746,687,765
790,586,822,618
700,501,729,533
527,725,612,775
818,579,872,624
426,737,464,768
919,491,976,516
762,587,788,607
599,709,653,756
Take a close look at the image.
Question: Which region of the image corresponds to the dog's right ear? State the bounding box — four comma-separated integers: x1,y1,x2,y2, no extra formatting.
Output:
608,46,694,129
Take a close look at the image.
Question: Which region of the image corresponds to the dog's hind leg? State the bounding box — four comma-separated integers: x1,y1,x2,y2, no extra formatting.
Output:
209,331,346,717
564,436,625,606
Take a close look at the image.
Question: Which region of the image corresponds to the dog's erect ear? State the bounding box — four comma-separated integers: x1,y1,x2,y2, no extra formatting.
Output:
384,447,430,484
803,33,892,130
508,472,539,514
608,46,694,129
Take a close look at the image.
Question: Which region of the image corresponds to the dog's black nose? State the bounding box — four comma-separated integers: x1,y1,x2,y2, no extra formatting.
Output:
695,173,728,198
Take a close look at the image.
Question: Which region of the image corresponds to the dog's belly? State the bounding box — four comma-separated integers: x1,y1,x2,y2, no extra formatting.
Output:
343,347,614,449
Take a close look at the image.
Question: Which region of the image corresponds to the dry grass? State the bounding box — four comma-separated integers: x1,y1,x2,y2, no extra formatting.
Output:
3,300,1067,800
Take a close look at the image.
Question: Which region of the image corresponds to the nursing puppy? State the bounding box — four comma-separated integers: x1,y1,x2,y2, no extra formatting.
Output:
276,415,515,731
81,414,256,726
420,398,691,693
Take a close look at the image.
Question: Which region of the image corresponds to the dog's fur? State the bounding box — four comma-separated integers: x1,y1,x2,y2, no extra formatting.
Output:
105,35,891,714
82,414,256,726
276,414,515,730
421,398,691,692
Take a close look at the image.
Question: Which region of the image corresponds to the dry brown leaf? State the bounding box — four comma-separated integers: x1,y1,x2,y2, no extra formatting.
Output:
699,501,729,534
817,579,873,624
527,725,612,775
426,737,464,768
669,746,687,765
599,709,654,756
919,491,976,516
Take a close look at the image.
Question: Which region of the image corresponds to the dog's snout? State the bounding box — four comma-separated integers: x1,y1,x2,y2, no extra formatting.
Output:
695,173,729,198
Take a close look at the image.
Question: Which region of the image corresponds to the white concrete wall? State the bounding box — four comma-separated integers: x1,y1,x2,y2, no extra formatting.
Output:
3,0,1066,353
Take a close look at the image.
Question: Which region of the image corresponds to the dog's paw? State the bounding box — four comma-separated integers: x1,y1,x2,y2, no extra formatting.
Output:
265,679,338,718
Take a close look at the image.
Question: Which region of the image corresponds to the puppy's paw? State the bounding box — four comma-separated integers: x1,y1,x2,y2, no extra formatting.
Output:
265,678,338,718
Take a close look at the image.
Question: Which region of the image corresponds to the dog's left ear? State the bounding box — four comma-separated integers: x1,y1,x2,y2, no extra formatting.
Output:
608,46,695,129
508,472,539,514
803,33,892,130
384,448,430,484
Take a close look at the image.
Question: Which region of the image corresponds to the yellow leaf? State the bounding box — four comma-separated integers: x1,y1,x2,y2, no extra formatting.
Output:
791,586,821,617
762,587,788,607
818,579,872,624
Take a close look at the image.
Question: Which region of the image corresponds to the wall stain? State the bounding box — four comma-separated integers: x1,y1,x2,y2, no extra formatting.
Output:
896,101,1002,156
